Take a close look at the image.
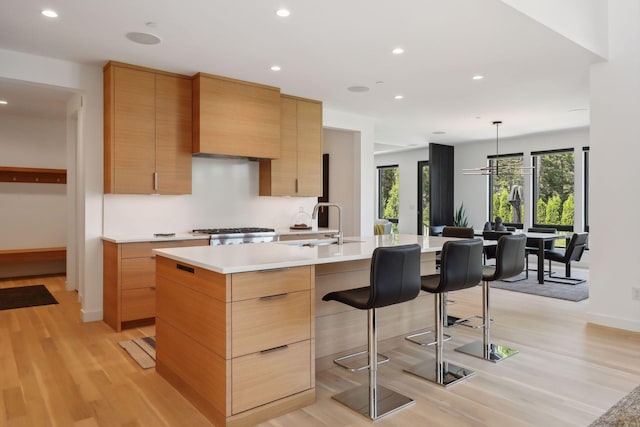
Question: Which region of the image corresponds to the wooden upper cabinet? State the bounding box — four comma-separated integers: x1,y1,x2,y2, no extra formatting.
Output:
192,73,281,159
104,61,192,194
259,95,323,197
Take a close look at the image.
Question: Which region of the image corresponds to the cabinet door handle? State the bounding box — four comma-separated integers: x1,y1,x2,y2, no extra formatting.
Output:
176,263,194,274
295,178,298,193
260,344,288,354
259,293,288,301
150,286,156,290
150,256,156,260
153,172,158,192
260,267,289,273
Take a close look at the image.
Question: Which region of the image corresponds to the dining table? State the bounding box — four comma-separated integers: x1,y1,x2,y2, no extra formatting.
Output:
522,231,570,284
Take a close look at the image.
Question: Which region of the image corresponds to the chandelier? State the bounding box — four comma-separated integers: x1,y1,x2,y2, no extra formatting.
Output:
463,121,533,176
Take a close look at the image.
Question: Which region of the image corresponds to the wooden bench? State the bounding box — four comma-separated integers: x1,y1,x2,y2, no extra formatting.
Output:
0,247,66,263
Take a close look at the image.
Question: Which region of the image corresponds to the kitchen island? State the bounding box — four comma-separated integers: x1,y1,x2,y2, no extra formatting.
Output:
153,234,453,427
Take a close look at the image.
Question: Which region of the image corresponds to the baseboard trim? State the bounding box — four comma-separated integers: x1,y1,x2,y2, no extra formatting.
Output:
587,312,640,333
81,307,103,323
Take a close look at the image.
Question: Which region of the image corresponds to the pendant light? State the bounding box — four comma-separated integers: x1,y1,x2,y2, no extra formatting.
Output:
463,121,533,176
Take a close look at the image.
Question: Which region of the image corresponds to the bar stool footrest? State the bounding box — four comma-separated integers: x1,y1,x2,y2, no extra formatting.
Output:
333,350,389,371
404,359,475,387
454,315,492,329
405,330,452,346
455,340,519,362
332,384,414,420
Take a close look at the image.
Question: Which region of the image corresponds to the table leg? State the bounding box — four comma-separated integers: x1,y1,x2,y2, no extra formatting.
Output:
537,239,544,284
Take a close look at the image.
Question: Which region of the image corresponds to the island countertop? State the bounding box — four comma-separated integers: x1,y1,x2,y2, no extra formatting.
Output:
153,234,457,274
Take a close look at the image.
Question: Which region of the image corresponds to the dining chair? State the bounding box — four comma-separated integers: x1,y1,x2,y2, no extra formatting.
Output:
543,232,588,284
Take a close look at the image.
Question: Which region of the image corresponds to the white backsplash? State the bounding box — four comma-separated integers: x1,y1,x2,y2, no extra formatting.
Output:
103,157,319,236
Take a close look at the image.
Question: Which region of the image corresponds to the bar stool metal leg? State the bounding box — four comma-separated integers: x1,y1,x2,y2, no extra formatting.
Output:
455,280,519,362
332,308,414,420
404,294,475,387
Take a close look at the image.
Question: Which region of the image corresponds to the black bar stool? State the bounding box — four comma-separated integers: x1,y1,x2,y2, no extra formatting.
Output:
322,244,421,420
404,239,483,386
456,233,526,362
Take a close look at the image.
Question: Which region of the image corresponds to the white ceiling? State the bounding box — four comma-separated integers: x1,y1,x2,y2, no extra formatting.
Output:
0,0,600,149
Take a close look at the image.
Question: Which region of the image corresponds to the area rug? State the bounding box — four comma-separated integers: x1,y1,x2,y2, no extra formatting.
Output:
119,336,156,369
0,284,58,310
590,385,640,426
491,269,589,302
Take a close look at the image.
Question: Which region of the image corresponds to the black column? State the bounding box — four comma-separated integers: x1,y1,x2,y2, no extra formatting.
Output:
429,143,454,226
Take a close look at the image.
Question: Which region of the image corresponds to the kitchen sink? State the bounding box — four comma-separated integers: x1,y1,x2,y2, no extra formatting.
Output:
278,238,363,247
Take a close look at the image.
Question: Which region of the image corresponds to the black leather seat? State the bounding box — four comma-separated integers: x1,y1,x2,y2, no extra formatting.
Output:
482,230,512,264
456,233,526,362
322,244,421,420
437,227,475,326
543,232,588,284
404,239,482,387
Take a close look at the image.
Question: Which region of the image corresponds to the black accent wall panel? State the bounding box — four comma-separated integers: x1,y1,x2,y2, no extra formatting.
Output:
429,143,454,226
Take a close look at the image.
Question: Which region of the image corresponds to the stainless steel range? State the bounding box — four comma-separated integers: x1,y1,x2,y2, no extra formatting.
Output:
192,227,277,245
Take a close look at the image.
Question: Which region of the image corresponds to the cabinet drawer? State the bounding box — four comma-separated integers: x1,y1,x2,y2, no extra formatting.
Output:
231,266,311,301
231,290,310,357
232,340,311,414
121,257,155,289
122,288,155,321
121,239,208,258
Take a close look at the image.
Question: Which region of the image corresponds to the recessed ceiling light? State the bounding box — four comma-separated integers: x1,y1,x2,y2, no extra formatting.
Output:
126,32,161,45
392,47,404,55
472,75,484,80
432,131,446,135
347,86,370,93
41,9,58,18
276,9,290,17
394,95,404,100
270,65,281,71
0,100,7,105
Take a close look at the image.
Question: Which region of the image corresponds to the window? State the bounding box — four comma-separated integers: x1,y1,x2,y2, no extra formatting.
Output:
417,161,429,235
488,154,525,228
532,149,575,231
583,147,589,232
377,165,399,225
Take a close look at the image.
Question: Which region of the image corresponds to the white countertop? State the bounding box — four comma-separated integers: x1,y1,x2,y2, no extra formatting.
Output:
153,234,460,274
101,233,210,244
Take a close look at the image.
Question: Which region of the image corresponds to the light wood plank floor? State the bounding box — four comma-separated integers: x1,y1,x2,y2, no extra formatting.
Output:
1,275,638,426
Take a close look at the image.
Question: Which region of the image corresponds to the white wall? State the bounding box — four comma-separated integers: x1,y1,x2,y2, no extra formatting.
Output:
323,128,357,236
375,147,429,235
0,48,103,321
455,127,588,231
588,0,640,332
323,109,376,236
502,0,608,58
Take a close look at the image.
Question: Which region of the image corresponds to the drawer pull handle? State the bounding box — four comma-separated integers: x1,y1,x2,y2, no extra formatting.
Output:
260,267,290,273
260,293,288,301
260,345,288,354
150,256,156,260
176,263,194,274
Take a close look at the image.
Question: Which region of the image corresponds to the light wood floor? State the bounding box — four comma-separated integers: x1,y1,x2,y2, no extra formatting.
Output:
1,275,638,427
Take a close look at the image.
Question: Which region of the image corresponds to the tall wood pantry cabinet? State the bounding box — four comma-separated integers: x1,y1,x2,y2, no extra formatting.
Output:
259,95,323,196
104,61,192,194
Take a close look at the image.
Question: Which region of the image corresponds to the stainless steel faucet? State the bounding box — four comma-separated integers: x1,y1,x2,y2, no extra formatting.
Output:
312,202,343,245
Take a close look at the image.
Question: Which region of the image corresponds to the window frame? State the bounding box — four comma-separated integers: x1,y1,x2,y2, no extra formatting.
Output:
417,160,429,235
487,152,525,229
377,164,399,224
583,147,589,232
531,148,575,232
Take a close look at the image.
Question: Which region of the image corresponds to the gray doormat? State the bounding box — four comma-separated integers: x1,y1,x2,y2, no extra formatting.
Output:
590,385,640,426
491,269,589,302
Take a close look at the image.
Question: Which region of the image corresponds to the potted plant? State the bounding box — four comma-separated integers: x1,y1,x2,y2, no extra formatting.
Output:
453,203,469,227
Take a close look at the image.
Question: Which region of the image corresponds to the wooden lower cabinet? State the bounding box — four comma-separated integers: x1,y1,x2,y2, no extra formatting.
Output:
155,256,315,427
102,239,209,331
